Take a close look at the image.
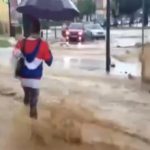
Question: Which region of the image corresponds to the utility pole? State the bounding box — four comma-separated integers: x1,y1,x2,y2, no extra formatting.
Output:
94,0,96,15
142,0,145,52
106,0,110,73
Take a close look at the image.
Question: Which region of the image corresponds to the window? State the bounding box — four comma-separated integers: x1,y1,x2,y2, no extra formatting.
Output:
69,23,83,29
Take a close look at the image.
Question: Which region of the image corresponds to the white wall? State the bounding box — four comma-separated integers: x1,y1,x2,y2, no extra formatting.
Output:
103,0,107,8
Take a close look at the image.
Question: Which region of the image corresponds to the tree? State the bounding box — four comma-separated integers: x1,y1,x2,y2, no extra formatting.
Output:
77,0,86,19
84,0,96,15
77,0,96,20
110,0,119,26
111,0,119,17
111,0,150,26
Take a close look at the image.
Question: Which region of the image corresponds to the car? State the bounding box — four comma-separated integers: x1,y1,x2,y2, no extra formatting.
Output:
64,22,93,42
85,23,106,39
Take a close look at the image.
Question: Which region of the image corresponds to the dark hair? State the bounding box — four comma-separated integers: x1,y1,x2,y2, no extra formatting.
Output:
30,18,40,34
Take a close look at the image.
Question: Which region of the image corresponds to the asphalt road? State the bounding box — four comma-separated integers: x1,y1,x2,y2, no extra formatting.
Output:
42,28,150,47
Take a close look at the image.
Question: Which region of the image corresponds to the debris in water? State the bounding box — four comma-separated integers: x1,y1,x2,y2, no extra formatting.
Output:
128,73,134,80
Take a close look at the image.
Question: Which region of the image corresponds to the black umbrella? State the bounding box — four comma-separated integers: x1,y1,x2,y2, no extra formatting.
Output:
16,0,80,20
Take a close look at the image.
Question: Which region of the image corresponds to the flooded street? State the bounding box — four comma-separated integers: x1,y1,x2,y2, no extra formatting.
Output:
0,29,149,150
0,66,149,150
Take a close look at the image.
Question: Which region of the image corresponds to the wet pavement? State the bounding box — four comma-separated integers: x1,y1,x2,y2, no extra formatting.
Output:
0,46,141,78
0,29,145,77
0,48,141,77
44,28,150,47
50,56,141,77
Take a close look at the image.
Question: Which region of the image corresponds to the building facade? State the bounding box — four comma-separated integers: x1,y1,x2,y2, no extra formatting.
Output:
96,0,107,17
0,0,9,34
0,0,20,34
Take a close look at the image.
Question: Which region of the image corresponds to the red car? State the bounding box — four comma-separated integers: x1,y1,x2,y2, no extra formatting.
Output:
65,22,84,42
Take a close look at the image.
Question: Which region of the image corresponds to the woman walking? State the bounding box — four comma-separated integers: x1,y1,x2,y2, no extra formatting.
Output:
12,18,53,119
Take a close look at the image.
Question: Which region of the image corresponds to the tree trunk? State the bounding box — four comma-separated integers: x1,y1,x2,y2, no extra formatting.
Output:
143,6,149,26
121,17,123,26
114,17,118,27
86,15,88,21
90,15,92,21
129,14,134,26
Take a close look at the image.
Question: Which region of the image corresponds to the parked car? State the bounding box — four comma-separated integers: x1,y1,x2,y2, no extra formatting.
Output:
65,22,93,42
85,23,106,39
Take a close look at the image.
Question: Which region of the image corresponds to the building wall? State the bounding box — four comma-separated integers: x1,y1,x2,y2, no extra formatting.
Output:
96,0,107,17
103,0,107,9
0,0,9,34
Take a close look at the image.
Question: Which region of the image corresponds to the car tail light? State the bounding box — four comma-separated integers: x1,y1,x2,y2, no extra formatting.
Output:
78,31,83,35
66,30,70,35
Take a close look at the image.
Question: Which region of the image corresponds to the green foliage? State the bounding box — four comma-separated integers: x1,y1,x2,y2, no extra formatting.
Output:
77,0,96,17
111,0,150,26
3,0,8,4
77,0,86,17
84,0,96,15
119,0,141,14
111,0,150,15
111,0,119,16
0,39,11,48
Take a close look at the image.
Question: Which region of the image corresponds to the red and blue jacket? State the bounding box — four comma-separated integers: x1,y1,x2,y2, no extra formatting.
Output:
14,37,53,79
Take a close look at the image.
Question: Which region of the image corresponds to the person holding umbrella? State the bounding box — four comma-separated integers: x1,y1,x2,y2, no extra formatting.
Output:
12,17,53,119
12,0,79,119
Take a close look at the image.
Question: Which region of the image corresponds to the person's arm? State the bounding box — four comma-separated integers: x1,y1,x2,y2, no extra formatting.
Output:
43,42,53,66
10,40,23,70
13,40,23,58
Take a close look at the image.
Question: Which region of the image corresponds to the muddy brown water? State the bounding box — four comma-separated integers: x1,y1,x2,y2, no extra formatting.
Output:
0,68,150,150
0,94,149,150
5,104,121,150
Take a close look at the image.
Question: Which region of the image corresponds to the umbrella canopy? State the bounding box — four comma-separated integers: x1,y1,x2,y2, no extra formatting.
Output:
16,0,80,20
